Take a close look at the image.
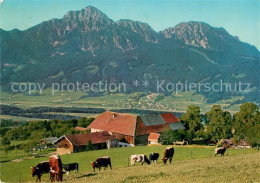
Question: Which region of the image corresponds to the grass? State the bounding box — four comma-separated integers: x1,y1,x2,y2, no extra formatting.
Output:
65,152,260,183
0,147,56,163
0,115,46,121
0,145,258,182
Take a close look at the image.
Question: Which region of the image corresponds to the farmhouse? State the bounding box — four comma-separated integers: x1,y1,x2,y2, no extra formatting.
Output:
88,111,185,146
54,131,118,155
148,133,162,145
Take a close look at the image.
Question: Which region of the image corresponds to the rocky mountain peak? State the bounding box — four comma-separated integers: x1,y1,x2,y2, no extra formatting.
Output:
117,19,158,43
162,21,235,50
61,6,114,31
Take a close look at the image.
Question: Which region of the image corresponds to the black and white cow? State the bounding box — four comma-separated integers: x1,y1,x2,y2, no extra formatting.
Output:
130,154,150,166
215,147,227,157
149,153,160,164
62,163,79,175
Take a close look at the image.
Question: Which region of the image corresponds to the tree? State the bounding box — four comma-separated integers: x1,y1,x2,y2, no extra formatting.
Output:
21,143,32,154
206,105,233,141
161,130,187,145
233,103,260,145
78,117,95,128
180,105,203,140
1,136,11,146
2,145,11,158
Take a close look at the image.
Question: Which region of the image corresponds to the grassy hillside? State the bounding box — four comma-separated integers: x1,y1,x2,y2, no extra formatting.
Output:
0,145,258,182
64,152,260,183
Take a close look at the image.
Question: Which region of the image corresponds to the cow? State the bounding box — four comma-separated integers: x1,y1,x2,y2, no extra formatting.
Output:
149,153,160,164
49,155,63,182
91,156,112,172
215,147,227,157
31,161,50,182
62,163,79,175
162,147,174,164
130,154,150,166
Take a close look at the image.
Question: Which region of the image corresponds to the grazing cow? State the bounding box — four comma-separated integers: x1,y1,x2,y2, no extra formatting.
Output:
162,147,174,164
149,153,160,164
62,163,79,175
215,147,227,157
130,154,150,166
49,155,63,182
31,161,50,182
91,156,112,172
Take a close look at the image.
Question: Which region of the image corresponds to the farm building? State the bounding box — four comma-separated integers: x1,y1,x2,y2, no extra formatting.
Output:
40,137,58,148
54,131,118,155
88,111,185,146
148,133,162,145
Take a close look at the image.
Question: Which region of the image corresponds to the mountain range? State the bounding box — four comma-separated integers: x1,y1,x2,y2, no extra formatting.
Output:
1,6,259,103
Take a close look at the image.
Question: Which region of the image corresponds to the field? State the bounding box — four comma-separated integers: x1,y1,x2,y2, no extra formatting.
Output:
0,146,258,182
0,90,245,115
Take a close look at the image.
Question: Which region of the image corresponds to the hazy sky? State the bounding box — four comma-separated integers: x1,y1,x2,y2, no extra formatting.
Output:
1,0,260,49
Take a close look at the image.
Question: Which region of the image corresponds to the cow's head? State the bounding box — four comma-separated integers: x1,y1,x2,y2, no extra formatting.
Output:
161,157,167,164
144,155,151,165
50,170,63,182
31,166,39,177
56,172,63,181
90,161,99,171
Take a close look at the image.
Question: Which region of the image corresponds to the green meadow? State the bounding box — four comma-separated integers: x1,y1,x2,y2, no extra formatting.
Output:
0,145,258,182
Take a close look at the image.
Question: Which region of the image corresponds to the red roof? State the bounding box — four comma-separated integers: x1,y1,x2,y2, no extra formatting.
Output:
63,131,114,146
88,112,180,137
161,113,180,123
148,133,160,140
88,111,137,136
135,117,171,136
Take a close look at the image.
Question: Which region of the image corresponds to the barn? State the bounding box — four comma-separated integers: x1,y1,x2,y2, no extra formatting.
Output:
88,111,185,146
54,131,118,155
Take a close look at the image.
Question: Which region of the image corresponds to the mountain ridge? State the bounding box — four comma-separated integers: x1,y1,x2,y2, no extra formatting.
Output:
1,6,259,103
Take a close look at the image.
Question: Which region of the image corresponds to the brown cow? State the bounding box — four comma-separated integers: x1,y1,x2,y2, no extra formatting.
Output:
162,147,174,164
49,155,63,182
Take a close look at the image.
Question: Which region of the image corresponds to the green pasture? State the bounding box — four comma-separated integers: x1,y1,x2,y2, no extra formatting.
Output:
0,145,258,182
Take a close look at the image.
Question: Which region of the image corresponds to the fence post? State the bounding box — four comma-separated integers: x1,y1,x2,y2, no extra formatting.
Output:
226,148,228,156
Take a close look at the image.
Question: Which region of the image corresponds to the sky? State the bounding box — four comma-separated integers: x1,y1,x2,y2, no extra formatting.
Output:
1,0,260,49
